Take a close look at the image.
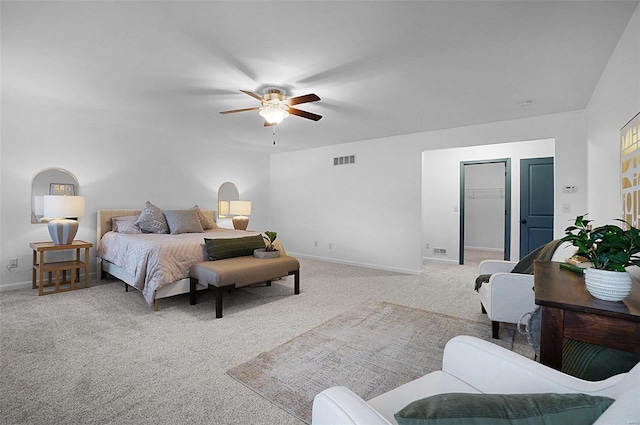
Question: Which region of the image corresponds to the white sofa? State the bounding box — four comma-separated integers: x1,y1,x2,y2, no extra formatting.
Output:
312,336,640,425
477,242,576,338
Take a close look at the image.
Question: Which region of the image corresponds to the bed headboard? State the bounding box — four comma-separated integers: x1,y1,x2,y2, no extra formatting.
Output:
97,209,217,247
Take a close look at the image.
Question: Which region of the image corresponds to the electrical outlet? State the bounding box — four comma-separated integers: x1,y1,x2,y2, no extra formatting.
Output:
425,243,430,249
8,258,18,268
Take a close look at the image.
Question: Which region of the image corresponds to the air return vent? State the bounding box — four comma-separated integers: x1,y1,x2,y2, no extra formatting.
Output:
433,248,447,255
334,155,356,166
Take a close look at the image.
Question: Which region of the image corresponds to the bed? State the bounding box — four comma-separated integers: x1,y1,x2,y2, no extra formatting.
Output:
96,208,260,310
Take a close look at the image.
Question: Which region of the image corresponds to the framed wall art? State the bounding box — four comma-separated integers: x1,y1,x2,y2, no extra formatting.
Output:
621,112,640,226
50,183,75,196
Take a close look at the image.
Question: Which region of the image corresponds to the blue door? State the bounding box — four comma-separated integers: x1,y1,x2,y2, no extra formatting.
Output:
519,157,554,258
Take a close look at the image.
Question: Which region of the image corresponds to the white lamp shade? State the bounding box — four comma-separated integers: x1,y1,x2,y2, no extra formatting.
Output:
34,196,44,215
219,201,229,215
229,200,251,216
43,195,85,218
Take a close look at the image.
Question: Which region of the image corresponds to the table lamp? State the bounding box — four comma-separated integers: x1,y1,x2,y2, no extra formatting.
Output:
43,195,85,245
229,200,251,230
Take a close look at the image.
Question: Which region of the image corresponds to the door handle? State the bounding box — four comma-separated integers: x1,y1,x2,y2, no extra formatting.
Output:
521,219,527,224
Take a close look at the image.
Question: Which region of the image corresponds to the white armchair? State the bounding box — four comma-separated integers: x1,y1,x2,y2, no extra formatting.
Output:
312,336,640,425
477,242,576,338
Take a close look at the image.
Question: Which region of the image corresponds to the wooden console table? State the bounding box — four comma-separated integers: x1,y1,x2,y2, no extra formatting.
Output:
31,240,92,296
534,260,640,370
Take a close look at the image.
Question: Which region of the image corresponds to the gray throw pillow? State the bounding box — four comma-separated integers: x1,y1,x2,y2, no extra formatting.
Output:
135,201,169,234
112,216,142,234
394,393,614,425
164,209,204,234
192,205,217,230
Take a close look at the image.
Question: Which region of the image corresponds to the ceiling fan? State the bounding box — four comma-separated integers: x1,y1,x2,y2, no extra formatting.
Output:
220,87,322,126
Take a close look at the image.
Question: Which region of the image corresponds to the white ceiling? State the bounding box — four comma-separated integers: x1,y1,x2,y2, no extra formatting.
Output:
3,1,638,153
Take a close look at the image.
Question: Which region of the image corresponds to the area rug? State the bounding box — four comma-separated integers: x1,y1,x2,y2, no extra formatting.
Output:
227,299,515,423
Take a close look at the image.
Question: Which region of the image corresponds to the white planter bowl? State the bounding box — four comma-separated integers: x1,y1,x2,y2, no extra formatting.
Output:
584,268,632,301
253,248,280,259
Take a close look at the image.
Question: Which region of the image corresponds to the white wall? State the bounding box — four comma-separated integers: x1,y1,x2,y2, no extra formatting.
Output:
0,95,271,290
586,4,640,223
271,110,587,274
422,139,555,263
270,3,639,274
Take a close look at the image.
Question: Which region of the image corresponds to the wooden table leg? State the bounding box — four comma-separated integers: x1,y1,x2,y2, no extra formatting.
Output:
55,270,61,292
32,250,37,289
539,306,565,370
84,247,90,287
39,251,45,296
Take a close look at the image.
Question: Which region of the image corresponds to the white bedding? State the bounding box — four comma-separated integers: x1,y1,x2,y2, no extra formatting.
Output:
97,228,259,306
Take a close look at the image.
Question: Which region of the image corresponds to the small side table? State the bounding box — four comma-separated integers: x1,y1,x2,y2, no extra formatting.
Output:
30,240,93,296
534,260,640,370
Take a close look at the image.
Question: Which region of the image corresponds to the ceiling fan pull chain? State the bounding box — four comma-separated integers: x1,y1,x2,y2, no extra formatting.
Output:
273,124,277,145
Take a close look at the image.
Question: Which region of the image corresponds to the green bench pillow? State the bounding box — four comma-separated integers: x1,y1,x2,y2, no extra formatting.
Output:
204,235,265,260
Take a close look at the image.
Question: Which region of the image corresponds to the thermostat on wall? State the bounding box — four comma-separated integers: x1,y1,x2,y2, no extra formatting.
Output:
563,185,577,193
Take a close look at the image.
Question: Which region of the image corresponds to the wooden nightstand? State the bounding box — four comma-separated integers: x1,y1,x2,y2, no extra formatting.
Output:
30,240,93,296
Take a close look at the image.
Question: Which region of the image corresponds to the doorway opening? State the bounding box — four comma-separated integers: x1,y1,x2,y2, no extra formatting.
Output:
459,159,511,265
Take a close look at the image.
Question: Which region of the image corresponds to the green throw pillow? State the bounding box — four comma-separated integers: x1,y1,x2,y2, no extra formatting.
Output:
394,393,614,425
204,235,264,260
562,338,640,381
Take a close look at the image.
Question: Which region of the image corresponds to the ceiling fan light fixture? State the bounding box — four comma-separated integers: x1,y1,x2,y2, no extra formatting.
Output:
259,102,289,124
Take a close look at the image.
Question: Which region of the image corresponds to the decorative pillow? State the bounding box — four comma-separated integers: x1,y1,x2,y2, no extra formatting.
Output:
135,201,169,234
562,338,640,381
163,209,204,234
192,205,217,230
394,393,614,425
204,235,265,260
112,216,142,234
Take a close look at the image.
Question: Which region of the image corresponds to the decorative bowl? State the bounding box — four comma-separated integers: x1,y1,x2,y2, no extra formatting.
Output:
253,248,280,259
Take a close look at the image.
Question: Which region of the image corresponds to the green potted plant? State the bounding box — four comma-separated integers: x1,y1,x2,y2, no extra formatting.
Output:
263,231,278,252
254,231,280,258
561,214,640,301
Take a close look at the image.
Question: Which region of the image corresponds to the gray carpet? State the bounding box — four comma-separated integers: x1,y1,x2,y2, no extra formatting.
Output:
228,299,514,424
0,252,533,425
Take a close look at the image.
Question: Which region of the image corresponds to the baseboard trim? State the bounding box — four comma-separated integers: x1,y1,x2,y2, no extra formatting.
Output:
289,252,422,275
0,281,32,292
464,246,503,252
423,256,459,264
0,272,98,292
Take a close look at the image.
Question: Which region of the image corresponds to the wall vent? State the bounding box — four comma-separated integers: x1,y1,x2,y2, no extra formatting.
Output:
333,155,356,166
433,248,447,254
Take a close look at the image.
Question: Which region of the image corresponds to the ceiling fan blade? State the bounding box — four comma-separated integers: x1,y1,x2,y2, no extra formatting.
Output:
239,90,264,102
288,107,322,121
284,93,321,106
219,106,260,114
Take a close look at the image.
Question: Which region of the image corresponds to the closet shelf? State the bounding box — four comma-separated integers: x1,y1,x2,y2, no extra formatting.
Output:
465,187,505,199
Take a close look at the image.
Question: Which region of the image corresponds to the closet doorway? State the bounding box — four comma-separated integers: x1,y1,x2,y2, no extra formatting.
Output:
459,159,511,265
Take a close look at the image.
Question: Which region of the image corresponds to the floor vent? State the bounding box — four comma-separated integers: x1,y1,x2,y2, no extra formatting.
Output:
334,155,356,166
433,248,447,254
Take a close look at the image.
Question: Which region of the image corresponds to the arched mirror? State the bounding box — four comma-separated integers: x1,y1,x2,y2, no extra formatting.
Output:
217,182,239,220
31,168,79,223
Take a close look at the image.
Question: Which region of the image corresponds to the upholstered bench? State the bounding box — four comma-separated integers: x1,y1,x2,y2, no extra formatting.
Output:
189,255,300,318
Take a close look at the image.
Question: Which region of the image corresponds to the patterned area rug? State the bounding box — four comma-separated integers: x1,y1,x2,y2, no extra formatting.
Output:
227,299,515,423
